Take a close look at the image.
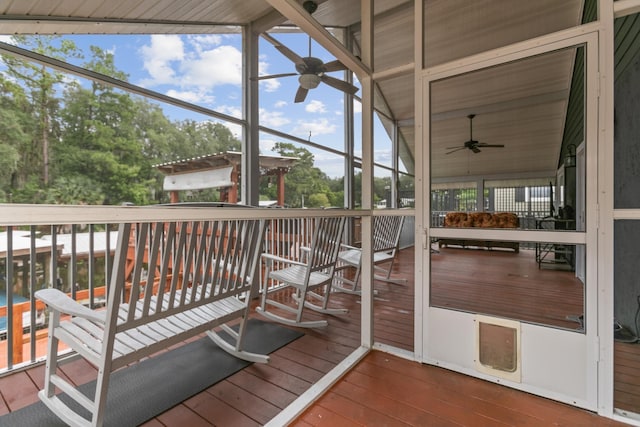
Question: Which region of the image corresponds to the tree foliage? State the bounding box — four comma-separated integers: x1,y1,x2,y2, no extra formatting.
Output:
0,77,27,199
0,36,247,206
0,35,410,207
269,142,333,208
2,36,82,188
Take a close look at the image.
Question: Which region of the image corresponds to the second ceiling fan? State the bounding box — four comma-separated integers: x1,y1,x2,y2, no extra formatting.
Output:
256,1,359,103
446,114,505,154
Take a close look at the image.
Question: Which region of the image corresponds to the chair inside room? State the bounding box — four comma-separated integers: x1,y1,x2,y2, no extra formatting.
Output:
333,215,407,295
256,216,347,328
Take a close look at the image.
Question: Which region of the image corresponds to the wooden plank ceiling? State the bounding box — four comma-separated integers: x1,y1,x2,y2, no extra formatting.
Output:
0,0,587,181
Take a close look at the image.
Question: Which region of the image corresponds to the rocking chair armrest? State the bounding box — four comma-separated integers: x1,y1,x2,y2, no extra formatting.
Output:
35,288,106,324
261,252,307,267
299,246,311,262
339,243,360,251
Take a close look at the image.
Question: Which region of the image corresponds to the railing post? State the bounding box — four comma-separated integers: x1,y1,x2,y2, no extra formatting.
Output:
12,303,23,364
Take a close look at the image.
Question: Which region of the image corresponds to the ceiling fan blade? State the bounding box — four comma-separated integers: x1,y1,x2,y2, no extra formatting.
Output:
294,86,309,103
321,75,359,94
261,32,304,65
323,59,347,72
252,73,298,81
471,147,482,153
477,144,505,148
446,147,467,155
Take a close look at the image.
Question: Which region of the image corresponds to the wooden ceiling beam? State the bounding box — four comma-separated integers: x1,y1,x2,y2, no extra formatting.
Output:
264,0,370,78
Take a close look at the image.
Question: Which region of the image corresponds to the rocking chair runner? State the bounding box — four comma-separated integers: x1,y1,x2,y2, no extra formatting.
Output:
333,215,407,295
256,216,347,328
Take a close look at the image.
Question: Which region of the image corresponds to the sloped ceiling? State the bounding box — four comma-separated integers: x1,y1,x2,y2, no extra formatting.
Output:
0,0,588,182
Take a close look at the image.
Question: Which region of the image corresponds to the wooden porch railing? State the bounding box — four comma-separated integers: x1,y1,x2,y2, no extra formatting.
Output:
0,210,382,374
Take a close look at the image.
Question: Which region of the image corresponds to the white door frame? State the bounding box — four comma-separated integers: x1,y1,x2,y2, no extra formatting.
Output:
419,28,600,410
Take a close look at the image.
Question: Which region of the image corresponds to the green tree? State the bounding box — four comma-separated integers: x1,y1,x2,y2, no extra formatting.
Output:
0,77,29,199
373,176,392,205
132,98,185,202
326,176,344,207
45,176,105,205
2,35,82,187
169,120,241,161
55,46,152,205
1,37,246,206
347,172,388,208
271,142,334,208
259,174,279,202
307,192,329,208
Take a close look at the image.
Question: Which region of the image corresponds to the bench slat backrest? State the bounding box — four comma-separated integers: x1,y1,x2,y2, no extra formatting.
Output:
103,218,265,340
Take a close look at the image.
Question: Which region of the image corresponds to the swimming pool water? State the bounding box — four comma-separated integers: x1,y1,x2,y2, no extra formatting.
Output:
0,293,30,332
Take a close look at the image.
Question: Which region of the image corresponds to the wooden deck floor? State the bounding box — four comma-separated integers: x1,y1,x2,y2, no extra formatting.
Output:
294,351,626,427
0,246,635,426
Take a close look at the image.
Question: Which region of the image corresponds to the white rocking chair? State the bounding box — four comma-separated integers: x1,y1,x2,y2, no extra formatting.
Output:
333,215,407,294
256,216,347,328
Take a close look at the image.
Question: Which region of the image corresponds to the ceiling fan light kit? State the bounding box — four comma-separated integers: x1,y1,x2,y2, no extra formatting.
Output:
254,1,359,103
299,73,321,89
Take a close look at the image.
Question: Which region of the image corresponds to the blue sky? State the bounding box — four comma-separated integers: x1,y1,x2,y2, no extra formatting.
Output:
0,32,394,178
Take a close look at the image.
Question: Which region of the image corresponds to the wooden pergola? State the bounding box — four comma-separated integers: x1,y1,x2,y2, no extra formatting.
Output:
154,151,297,206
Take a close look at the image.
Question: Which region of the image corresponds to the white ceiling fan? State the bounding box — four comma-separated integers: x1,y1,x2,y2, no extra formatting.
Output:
255,1,359,103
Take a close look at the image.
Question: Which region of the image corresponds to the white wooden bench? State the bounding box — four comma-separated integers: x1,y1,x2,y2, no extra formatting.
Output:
35,217,268,427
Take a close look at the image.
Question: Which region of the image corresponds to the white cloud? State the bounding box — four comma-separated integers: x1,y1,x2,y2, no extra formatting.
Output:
165,89,214,105
216,105,242,119
140,35,185,85
139,35,242,91
180,45,241,88
305,100,326,113
223,121,243,140
374,149,393,165
187,34,222,51
0,35,16,44
260,78,281,92
274,100,288,108
339,98,361,114
260,138,279,154
260,108,291,128
312,152,346,178
258,56,283,92
208,106,243,139
292,118,337,138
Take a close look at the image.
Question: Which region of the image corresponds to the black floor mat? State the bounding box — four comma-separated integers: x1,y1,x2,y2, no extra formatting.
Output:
0,319,303,426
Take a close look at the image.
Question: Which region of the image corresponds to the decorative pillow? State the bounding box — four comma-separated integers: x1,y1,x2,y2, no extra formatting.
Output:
444,212,467,227
443,212,519,228
493,212,519,228
469,212,494,227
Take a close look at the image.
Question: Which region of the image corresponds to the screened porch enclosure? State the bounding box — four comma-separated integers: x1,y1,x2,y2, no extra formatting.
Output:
0,0,638,425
